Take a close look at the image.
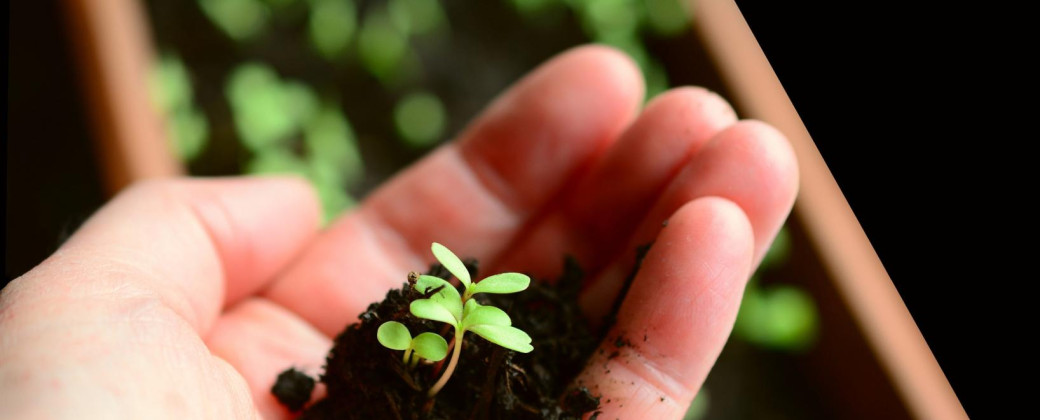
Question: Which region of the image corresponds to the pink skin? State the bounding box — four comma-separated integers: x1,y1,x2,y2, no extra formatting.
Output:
0,45,797,419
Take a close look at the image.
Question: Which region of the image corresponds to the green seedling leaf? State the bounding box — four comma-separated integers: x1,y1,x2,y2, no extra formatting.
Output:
410,299,459,326
377,321,412,351
463,298,481,319
413,275,462,318
462,305,512,329
412,332,449,361
431,243,471,287
414,274,450,294
468,324,533,353
471,273,530,295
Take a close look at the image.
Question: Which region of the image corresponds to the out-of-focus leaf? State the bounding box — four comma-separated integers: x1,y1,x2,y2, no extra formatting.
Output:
683,389,710,420
168,107,209,161
644,59,670,102
388,0,447,36
305,106,364,187
645,0,689,36
245,148,309,176
309,0,356,60
394,91,446,148
511,0,558,16
150,54,209,162
225,63,297,151
760,285,818,350
760,226,792,271
579,0,642,40
283,82,320,127
358,6,410,82
149,54,192,112
735,281,819,351
199,0,269,41
308,161,356,223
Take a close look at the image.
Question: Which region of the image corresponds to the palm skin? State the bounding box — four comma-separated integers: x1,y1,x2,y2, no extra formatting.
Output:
0,46,797,419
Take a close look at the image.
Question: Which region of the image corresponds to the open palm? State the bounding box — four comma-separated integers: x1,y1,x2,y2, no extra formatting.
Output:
0,46,797,419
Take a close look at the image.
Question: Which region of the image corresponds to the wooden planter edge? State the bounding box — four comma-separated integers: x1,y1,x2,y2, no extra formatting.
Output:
63,0,183,197
691,1,966,419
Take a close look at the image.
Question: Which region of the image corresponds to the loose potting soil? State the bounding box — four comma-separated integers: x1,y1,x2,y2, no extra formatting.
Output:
273,254,642,419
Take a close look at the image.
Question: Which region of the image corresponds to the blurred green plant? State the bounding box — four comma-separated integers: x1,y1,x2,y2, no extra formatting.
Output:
511,0,689,100
308,0,357,60
683,389,709,420
227,62,363,222
733,227,820,351
358,5,413,84
394,91,447,148
199,0,270,41
388,0,448,36
148,54,209,162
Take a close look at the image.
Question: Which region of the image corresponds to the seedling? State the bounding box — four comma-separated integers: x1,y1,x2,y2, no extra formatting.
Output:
377,321,449,367
380,242,534,397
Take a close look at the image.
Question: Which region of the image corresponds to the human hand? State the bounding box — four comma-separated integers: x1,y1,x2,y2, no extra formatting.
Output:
0,45,797,419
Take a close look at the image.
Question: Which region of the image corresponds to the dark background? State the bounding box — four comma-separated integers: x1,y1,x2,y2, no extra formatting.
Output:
733,0,985,415
6,0,982,414
6,1,106,285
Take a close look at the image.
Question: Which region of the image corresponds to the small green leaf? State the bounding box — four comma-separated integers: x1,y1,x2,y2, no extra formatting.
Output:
463,298,481,319
468,324,533,353
431,243,471,287
410,299,459,326
413,275,462,319
376,321,412,351
462,305,512,329
471,273,530,295
411,332,449,361
414,274,451,294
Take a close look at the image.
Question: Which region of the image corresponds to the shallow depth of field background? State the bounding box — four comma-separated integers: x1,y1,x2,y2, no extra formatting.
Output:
7,1,822,418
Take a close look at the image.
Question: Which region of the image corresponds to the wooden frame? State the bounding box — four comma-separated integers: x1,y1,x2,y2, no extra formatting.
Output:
692,1,965,419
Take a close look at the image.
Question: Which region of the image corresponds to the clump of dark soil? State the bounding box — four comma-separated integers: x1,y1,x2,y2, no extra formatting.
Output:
275,256,615,419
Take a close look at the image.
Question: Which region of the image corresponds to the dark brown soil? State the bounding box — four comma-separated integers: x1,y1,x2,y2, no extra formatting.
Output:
274,256,616,419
